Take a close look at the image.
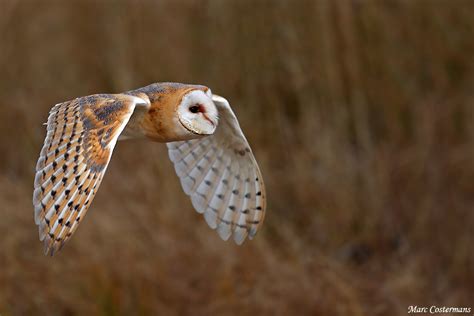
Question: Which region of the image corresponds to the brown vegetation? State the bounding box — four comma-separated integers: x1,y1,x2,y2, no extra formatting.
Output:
0,1,473,315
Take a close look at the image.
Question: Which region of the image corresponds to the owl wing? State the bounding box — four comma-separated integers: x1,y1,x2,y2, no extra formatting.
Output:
33,93,150,256
167,95,266,245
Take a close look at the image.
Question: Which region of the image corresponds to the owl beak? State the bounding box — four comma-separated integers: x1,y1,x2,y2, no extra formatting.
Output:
202,113,216,127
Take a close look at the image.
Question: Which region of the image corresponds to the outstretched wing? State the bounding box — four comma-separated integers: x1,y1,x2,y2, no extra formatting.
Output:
33,93,149,255
167,95,266,245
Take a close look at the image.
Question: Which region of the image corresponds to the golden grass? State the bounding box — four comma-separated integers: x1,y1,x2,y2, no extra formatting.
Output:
0,0,473,315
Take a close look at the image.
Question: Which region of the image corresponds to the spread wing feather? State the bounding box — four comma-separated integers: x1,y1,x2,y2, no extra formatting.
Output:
167,95,266,244
33,94,149,255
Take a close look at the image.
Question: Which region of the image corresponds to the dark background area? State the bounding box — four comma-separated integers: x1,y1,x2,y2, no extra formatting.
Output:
0,1,473,315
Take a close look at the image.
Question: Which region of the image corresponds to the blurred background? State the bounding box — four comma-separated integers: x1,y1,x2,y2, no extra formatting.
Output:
1,0,473,315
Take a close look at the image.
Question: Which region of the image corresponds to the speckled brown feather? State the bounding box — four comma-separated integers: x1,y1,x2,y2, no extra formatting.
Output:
33,94,147,255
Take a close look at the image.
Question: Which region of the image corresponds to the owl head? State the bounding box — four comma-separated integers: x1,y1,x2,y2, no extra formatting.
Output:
176,88,218,136
124,83,219,142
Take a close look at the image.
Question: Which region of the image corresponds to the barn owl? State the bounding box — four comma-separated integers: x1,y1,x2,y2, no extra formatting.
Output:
33,82,266,256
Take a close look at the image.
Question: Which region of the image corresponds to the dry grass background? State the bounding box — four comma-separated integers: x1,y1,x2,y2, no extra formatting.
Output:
0,0,473,315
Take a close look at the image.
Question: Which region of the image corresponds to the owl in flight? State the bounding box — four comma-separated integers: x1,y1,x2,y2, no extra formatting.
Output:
33,82,266,256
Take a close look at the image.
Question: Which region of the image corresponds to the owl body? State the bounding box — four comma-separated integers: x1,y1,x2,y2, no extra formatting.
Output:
123,82,212,142
33,82,266,255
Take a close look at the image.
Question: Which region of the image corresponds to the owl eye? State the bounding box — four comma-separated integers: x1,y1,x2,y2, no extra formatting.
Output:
189,105,201,113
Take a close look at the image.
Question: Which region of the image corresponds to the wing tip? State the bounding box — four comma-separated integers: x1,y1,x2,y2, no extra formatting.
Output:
34,206,43,225
33,187,42,204
204,209,218,229
217,223,232,241
43,239,56,256
42,235,65,257
191,194,206,214
35,157,45,173
38,220,48,240
233,229,247,245
248,227,258,239
180,177,194,195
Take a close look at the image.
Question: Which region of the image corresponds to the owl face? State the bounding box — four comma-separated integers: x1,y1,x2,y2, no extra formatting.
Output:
177,89,218,136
